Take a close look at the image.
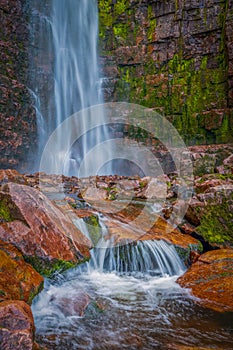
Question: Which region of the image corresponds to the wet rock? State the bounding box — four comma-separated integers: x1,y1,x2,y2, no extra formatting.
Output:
51,291,91,317
177,249,233,312
185,199,205,226
104,203,202,262
0,300,35,350
139,216,201,263
0,183,91,276
0,239,43,304
137,177,167,200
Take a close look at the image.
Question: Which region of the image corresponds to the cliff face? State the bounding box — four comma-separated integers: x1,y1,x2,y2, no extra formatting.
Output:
0,0,36,170
0,1,232,170
98,0,233,145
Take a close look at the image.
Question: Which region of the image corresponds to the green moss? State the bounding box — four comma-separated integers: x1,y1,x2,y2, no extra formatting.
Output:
28,280,44,305
197,196,233,245
98,1,231,145
114,0,128,15
0,289,6,297
147,18,156,42
0,199,13,222
98,0,113,39
84,215,102,246
24,256,84,277
113,23,128,40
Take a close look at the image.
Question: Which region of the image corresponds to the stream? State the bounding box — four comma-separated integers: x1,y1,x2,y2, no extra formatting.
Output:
32,241,233,350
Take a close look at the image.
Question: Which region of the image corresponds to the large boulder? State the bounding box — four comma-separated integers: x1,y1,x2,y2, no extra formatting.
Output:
177,249,233,312
0,239,43,304
0,183,91,276
185,176,233,247
0,300,35,350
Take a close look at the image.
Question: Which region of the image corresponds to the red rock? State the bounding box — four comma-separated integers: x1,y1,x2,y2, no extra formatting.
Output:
104,203,200,257
0,239,43,304
118,179,140,191
137,177,167,199
177,249,233,312
185,199,205,225
195,178,232,194
189,250,200,264
81,186,107,201
0,169,27,185
0,300,35,350
51,291,91,317
0,183,91,276
223,153,233,167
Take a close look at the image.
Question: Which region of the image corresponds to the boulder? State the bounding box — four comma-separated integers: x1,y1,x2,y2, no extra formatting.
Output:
0,239,43,304
0,183,91,276
0,300,35,350
82,186,108,201
136,177,167,199
49,291,91,317
177,249,233,312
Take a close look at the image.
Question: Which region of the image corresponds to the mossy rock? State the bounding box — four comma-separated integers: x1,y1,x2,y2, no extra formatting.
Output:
0,241,44,304
83,214,102,247
24,255,87,278
0,199,13,222
196,195,233,246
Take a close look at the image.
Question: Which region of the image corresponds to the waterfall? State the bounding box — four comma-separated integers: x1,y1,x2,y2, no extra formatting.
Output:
91,240,185,277
29,0,111,176
74,216,185,277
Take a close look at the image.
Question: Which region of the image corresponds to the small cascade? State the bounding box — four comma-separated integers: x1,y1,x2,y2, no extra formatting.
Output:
73,216,185,277
92,240,185,277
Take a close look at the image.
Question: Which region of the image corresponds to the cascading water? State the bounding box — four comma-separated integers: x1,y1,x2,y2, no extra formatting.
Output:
29,0,111,176
73,215,185,276
32,216,233,349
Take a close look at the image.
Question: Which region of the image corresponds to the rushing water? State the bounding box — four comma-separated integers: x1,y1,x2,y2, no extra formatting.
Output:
32,238,233,350
29,0,111,176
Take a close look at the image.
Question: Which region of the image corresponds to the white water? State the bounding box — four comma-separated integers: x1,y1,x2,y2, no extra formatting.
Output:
29,0,111,176
72,214,185,276
32,214,233,349
32,241,233,349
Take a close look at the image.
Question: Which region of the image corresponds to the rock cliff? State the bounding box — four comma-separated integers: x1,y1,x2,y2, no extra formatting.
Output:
0,0,36,170
0,0,232,168
98,0,233,144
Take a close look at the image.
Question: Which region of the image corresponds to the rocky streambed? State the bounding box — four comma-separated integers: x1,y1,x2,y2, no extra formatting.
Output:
0,145,233,349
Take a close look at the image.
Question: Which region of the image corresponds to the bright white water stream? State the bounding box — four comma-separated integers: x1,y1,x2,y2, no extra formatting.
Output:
32,221,233,350
29,0,111,176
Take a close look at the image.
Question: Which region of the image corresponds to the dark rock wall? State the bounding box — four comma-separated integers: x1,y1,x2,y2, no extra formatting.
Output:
0,0,36,170
0,0,232,170
98,0,233,145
